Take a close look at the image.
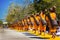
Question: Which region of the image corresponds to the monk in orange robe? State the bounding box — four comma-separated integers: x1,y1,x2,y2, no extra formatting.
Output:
23,18,28,31
30,15,37,33
34,14,41,34
26,17,31,30
46,6,58,38
39,10,47,35
21,19,25,31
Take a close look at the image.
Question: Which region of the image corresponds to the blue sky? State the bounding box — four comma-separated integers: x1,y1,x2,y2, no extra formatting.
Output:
0,0,33,21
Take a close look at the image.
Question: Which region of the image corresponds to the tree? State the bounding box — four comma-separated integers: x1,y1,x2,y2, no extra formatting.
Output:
33,0,60,19
33,0,51,12
6,1,34,23
6,0,60,22
6,3,23,23
0,20,3,27
20,0,35,17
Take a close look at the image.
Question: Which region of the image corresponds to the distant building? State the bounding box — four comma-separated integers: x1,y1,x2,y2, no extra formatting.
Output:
3,22,8,28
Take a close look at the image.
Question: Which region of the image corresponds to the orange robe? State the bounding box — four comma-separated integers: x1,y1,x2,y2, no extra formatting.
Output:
27,18,31,29
30,16,37,30
39,13,46,32
24,19,28,30
46,12,57,34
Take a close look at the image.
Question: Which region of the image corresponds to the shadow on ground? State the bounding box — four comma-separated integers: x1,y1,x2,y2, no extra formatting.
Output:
23,32,49,39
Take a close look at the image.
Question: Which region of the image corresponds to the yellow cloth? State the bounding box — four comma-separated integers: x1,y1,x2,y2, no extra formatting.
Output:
50,13,56,20
49,36,60,40
40,13,45,20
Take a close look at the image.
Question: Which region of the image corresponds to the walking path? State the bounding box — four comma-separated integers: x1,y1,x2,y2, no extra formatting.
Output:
0,28,47,40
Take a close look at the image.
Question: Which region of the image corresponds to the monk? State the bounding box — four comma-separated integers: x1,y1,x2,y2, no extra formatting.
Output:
23,18,28,31
34,13,40,34
39,10,47,35
26,16,31,30
21,19,25,31
46,6,58,38
30,14,37,33
17,21,23,31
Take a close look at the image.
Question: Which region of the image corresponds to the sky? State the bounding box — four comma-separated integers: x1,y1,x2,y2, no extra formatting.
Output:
0,0,33,21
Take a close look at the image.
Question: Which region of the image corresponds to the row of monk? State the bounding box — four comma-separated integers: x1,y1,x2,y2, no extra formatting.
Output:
10,6,60,38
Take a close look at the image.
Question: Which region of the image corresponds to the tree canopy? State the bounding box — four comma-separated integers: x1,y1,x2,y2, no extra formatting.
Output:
6,0,60,23
0,20,3,26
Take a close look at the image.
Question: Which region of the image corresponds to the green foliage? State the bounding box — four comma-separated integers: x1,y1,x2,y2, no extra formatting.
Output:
6,3,23,22
33,0,60,19
0,20,3,25
6,0,60,22
43,0,52,2
33,0,51,12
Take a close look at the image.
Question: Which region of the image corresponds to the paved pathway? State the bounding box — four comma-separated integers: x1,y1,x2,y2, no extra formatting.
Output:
0,28,47,40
